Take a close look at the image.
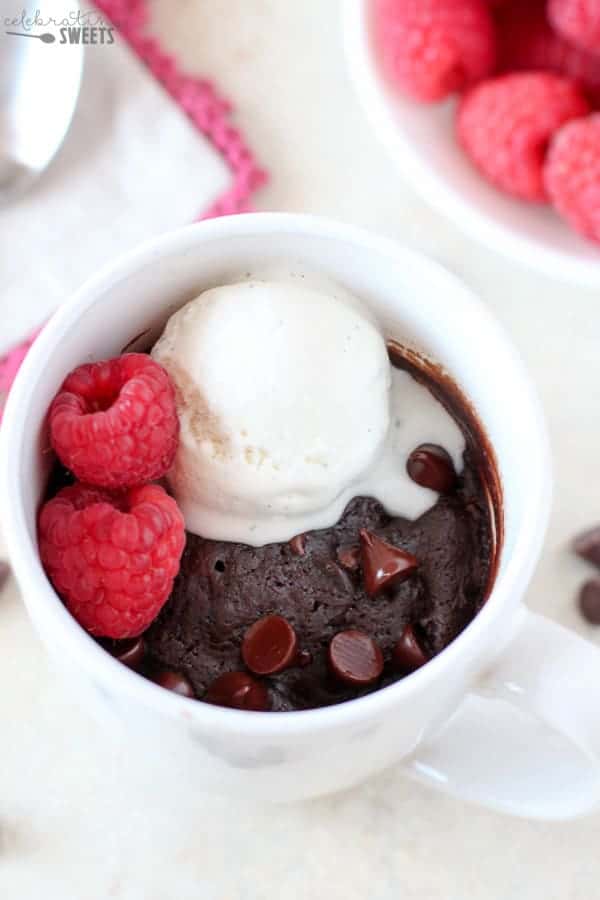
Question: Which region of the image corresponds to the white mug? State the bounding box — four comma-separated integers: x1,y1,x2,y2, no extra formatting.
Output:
3,214,598,820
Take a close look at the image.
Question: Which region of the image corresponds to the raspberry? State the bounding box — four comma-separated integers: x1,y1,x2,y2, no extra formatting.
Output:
371,0,496,103
496,0,600,105
457,73,590,201
544,114,600,244
39,482,185,638
549,0,600,56
49,354,179,489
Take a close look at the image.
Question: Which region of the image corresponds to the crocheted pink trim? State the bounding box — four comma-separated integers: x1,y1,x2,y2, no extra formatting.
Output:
94,0,268,217
0,0,268,421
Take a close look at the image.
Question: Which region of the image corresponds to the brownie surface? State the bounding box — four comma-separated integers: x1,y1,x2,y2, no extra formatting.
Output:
144,445,493,710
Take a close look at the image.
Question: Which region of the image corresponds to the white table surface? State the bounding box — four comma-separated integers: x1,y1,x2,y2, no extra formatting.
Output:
3,1,600,897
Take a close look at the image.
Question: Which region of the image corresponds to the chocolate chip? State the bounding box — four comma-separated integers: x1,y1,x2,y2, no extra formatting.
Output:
242,614,298,675
296,649,313,668
393,625,429,673
574,527,600,568
579,579,600,624
336,544,361,571
359,529,418,596
289,534,306,556
110,637,145,670
0,561,10,591
322,560,354,592
204,672,271,711
152,670,195,698
406,444,457,493
328,630,384,686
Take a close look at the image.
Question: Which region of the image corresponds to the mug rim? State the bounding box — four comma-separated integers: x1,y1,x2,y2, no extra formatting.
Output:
0,213,553,736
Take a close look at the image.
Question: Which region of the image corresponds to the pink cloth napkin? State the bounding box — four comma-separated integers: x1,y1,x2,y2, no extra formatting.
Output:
0,0,267,418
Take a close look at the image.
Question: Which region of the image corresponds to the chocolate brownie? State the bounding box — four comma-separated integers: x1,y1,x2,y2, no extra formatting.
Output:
140,345,498,711
143,448,493,711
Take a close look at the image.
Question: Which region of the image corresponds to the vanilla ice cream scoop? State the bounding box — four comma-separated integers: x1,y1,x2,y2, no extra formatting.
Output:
152,280,391,544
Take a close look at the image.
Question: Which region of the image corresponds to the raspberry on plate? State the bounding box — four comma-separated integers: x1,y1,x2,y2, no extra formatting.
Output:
545,114,600,244
457,72,590,201
49,354,179,489
371,0,496,103
39,482,185,639
549,0,600,56
496,0,600,106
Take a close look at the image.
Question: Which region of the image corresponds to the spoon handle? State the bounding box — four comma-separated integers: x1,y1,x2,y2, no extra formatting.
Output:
6,31,43,40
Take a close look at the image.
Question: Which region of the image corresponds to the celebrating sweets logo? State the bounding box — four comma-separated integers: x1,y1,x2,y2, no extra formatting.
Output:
4,8,115,44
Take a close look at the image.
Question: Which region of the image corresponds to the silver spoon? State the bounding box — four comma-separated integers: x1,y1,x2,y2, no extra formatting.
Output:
0,4,84,203
5,31,57,43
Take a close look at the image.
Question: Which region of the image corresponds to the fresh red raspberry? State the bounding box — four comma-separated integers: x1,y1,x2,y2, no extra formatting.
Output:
496,0,600,105
548,0,600,56
39,482,185,639
544,114,600,244
49,354,179,489
457,73,590,201
371,0,496,103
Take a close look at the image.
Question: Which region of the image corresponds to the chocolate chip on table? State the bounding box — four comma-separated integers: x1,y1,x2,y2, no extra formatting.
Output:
204,671,271,711
393,625,429,673
289,534,306,556
336,544,361,571
579,579,600,624
0,561,10,591
242,614,298,675
573,526,600,568
359,529,418,596
152,670,195,698
406,443,457,494
328,629,384,686
110,637,145,670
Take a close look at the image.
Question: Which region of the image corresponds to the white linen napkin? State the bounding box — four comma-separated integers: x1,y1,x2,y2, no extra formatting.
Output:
0,31,230,355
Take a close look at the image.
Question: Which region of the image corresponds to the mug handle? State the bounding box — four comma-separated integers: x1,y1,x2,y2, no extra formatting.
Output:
401,607,600,819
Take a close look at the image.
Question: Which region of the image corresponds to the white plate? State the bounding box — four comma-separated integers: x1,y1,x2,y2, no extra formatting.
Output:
342,0,600,287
